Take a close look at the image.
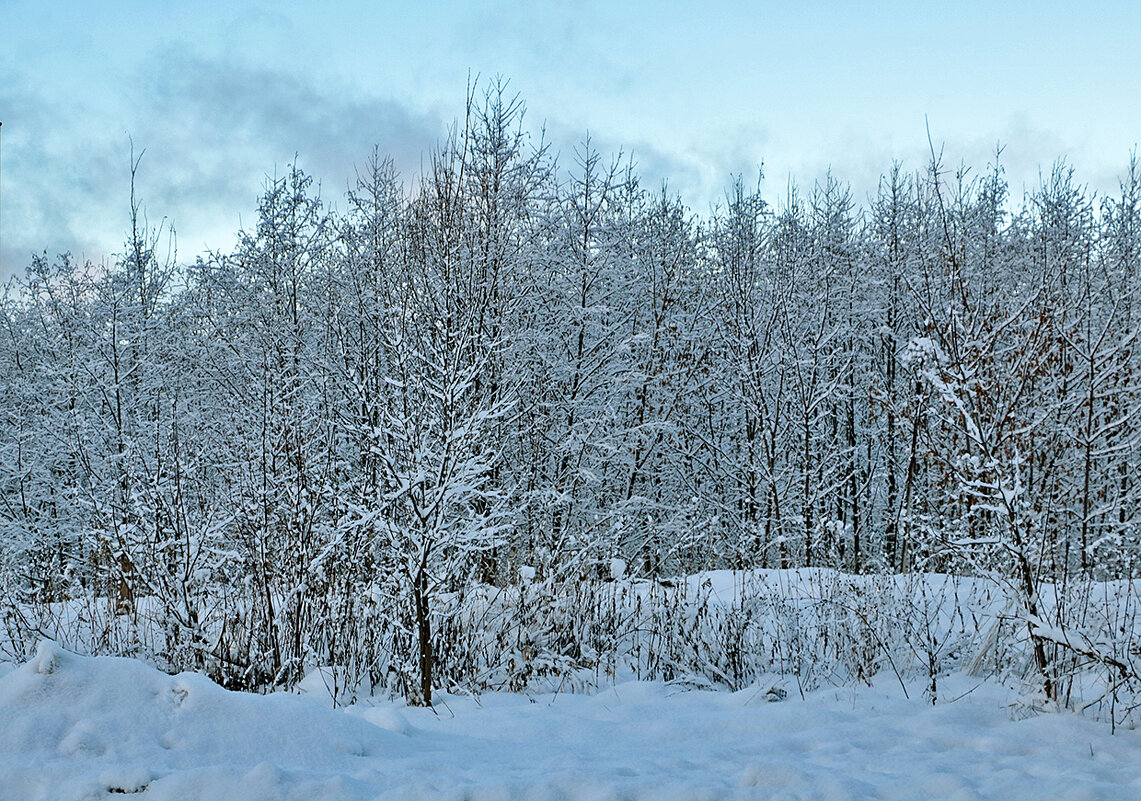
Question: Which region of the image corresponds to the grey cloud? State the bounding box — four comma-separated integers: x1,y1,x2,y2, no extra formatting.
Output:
0,76,120,280
128,50,444,248
1,51,446,280
141,51,441,176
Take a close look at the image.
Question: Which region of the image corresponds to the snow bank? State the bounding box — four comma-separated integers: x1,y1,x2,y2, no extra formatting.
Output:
2,641,1140,800
0,641,412,800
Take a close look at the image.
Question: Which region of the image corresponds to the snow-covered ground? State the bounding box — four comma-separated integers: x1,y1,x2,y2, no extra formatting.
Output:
1,642,1139,800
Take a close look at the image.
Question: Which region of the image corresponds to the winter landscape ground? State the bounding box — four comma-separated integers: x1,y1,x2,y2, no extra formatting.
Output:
3,566,1141,800
1,640,1139,801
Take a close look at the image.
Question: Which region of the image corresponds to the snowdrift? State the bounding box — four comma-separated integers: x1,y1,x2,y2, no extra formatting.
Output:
3,641,1141,800
0,641,411,800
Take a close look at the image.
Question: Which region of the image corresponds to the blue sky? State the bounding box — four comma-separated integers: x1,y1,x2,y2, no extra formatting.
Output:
2,0,1139,278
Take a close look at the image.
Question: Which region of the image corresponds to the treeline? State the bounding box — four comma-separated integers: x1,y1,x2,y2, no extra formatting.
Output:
2,84,1140,700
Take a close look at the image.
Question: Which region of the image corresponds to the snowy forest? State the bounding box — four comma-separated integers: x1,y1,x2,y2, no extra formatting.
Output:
2,85,1140,717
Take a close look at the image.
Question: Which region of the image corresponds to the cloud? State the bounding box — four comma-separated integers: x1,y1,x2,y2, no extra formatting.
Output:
141,51,441,180
129,49,445,252
1,50,445,280
0,74,119,279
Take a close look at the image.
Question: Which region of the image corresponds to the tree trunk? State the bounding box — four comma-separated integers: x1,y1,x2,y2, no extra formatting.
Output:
412,567,433,706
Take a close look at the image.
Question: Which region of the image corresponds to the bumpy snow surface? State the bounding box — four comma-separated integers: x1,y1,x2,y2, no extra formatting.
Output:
1,642,1139,800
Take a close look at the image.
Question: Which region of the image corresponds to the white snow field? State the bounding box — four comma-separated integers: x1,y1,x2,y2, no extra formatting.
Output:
1,642,1139,801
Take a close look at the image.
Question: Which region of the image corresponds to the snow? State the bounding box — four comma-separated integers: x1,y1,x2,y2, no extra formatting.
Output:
0,642,412,800
2,642,1140,800
609,557,627,580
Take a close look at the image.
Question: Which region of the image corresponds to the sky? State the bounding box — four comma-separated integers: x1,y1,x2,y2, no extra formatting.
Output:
1,0,1139,280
